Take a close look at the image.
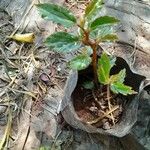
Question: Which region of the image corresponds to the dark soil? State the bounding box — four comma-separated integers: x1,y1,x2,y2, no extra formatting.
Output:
73,83,123,130
72,57,145,130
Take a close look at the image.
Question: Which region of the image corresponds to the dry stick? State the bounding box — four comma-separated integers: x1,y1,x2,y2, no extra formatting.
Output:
100,110,112,120
0,56,42,60
14,62,35,150
92,90,113,121
0,43,16,67
0,76,17,98
18,43,24,63
107,85,115,125
8,88,36,99
87,105,119,125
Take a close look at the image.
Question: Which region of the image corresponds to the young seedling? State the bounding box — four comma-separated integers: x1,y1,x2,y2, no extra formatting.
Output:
98,52,136,96
96,52,136,124
37,0,137,127
36,0,119,87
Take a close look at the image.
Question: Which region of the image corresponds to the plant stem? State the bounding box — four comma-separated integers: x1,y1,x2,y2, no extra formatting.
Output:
107,85,115,125
91,44,98,87
78,24,98,87
87,105,119,125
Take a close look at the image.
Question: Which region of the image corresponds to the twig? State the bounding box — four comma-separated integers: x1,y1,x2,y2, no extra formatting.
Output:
0,43,17,67
100,110,112,120
107,85,115,125
91,90,113,120
0,96,12,149
8,88,36,99
0,76,17,98
18,43,24,63
0,56,42,60
14,61,35,149
51,130,62,150
0,22,9,28
87,105,119,125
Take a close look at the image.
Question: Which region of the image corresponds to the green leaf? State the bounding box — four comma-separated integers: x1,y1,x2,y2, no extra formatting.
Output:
101,34,118,42
110,82,136,95
85,0,103,19
80,46,93,56
45,32,81,53
90,16,119,30
90,25,114,40
39,146,49,150
36,3,76,27
110,56,116,68
110,69,126,84
118,69,126,83
82,81,94,89
97,52,112,84
69,54,92,70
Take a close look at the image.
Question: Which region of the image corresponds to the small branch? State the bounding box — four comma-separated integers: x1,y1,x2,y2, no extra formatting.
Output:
87,105,119,125
92,90,112,120
107,85,115,125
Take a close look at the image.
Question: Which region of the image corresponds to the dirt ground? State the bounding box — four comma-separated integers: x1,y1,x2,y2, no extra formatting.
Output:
0,0,150,150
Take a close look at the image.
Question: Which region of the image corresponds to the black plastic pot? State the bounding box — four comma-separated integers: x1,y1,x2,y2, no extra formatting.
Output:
61,57,145,137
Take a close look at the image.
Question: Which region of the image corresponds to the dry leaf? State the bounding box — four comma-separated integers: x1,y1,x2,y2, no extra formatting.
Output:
8,33,35,43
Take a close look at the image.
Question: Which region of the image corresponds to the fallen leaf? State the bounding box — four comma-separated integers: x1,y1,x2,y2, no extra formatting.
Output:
8,33,35,43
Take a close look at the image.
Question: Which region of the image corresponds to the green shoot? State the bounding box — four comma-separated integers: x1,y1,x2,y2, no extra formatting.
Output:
97,52,136,95
36,0,119,87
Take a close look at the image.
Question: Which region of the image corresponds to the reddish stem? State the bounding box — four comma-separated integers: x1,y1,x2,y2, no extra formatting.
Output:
91,44,98,87
78,24,98,87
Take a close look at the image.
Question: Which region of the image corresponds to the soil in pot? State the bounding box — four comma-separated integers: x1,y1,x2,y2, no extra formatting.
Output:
72,57,145,130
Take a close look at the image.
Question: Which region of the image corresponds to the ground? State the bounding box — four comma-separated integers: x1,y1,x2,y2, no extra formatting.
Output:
0,0,150,150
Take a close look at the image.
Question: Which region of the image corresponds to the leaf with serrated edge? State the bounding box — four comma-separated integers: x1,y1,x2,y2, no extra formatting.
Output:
110,82,136,95
69,55,92,71
45,32,81,53
97,52,111,84
90,16,119,30
110,69,126,84
90,25,113,39
85,0,103,19
36,3,76,27
101,34,118,42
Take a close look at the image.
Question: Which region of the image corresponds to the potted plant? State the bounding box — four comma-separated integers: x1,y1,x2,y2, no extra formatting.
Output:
36,0,145,137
